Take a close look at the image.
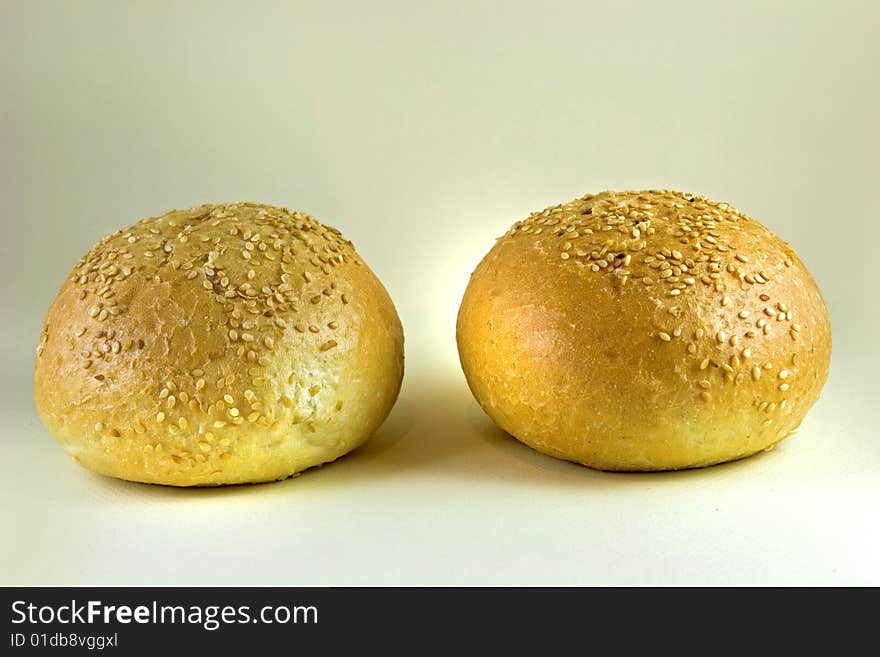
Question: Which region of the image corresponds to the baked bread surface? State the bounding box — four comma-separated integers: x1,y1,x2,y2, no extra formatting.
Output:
35,202,404,485
456,190,831,470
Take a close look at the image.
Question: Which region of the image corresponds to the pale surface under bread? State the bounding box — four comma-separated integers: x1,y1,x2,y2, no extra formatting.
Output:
34,202,404,485
456,190,831,471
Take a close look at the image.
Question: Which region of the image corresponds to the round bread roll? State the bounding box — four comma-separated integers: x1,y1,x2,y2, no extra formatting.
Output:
457,190,831,471
34,202,404,486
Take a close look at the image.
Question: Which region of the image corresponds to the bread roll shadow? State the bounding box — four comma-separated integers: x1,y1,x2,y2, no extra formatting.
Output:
343,375,780,486
81,373,781,498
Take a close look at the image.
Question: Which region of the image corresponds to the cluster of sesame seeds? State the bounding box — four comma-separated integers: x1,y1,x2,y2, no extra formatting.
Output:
50,203,358,465
507,190,804,417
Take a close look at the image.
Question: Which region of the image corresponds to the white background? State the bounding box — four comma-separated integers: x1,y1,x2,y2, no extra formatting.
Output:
2,1,878,585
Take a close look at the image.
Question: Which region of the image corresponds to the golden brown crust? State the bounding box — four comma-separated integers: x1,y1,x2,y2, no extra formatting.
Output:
456,190,831,470
34,202,404,485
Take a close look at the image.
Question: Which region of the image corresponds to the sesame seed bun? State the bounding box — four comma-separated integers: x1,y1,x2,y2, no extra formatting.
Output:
34,202,404,486
456,190,831,471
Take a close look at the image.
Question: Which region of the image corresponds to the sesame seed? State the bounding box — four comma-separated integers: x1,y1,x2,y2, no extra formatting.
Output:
721,295,731,306
241,332,254,342
156,412,166,423
223,394,234,404
779,383,790,392
778,370,789,379
752,366,761,381
700,391,712,402
229,407,240,417
658,332,672,341
700,357,710,370
319,340,338,351
716,331,727,344
698,380,711,389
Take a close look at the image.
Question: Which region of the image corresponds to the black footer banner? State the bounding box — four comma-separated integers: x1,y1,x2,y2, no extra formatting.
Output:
0,586,860,652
